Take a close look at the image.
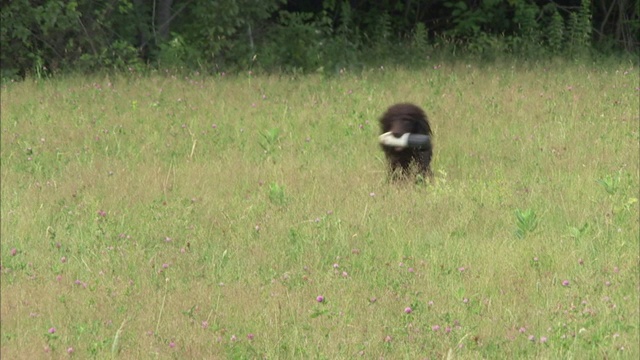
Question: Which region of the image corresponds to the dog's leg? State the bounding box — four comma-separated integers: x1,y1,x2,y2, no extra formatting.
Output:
416,150,434,182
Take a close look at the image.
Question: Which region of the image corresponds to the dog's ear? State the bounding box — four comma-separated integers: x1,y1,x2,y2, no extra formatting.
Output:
413,117,432,135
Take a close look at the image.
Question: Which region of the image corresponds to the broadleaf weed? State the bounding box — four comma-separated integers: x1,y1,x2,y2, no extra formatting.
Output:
515,208,539,239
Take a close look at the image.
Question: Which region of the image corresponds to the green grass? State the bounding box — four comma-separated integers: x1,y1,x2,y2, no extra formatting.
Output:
1,60,638,359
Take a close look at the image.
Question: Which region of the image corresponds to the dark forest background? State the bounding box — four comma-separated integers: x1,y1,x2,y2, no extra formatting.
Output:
1,0,638,79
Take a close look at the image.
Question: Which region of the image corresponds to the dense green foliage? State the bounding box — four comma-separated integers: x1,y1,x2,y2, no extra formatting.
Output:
1,0,639,78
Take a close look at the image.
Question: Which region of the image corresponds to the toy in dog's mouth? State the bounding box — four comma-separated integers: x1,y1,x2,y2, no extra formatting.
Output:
379,132,431,150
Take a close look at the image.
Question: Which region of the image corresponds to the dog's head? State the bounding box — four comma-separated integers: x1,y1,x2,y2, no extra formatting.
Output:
380,103,432,152
380,103,432,138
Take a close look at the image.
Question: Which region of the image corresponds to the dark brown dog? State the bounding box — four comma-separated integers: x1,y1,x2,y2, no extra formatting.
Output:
379,103,433,179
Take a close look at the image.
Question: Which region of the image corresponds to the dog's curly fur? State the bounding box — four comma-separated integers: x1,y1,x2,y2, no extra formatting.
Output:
379,103,433,179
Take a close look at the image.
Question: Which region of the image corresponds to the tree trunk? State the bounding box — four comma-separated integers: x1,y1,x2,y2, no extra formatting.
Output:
598,0,616,41
156,0,173,41
132,0,150,59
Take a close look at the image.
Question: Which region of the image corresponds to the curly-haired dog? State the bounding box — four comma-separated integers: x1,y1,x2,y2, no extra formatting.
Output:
379,103,433,179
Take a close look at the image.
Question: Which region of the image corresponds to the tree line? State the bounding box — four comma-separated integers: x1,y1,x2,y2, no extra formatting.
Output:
1,0,638,79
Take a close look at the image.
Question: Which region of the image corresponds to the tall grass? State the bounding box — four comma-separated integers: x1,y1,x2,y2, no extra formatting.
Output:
1,60,638,359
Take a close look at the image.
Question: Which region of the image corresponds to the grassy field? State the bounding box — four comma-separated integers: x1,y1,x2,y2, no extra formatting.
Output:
1,60,638,359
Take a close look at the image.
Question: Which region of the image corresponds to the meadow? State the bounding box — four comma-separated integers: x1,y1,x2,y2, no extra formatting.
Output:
1,60,638,359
